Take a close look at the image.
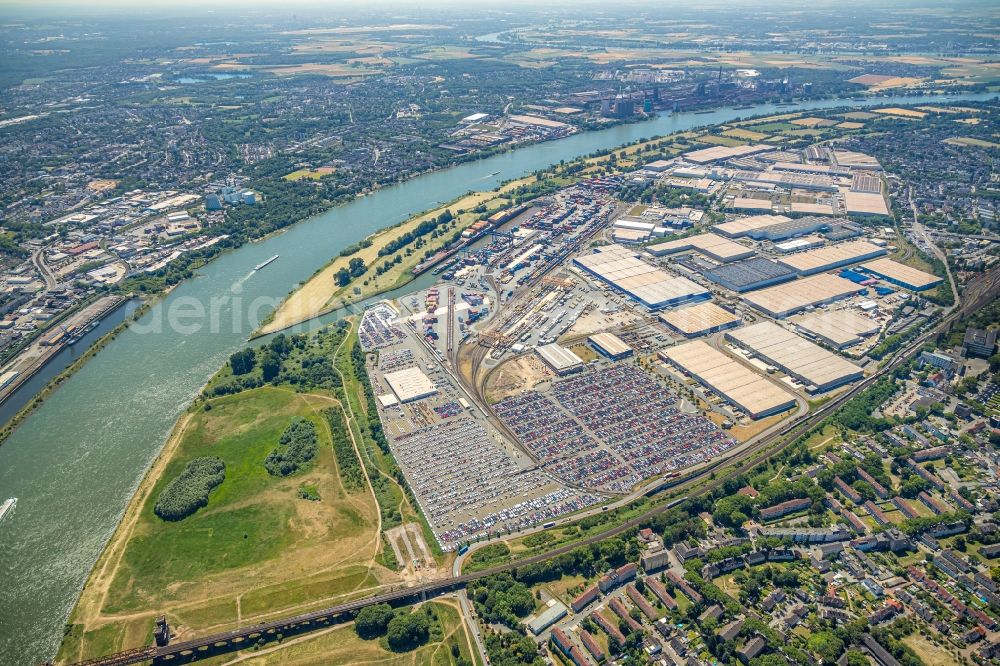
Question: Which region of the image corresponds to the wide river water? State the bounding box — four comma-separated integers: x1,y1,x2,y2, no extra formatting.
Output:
0,91,994,664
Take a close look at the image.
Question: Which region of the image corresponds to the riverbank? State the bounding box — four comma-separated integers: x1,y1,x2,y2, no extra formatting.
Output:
57,410,194,663
255,175,540,337
0,296,144,447
0,296,127,407
1,91,994,666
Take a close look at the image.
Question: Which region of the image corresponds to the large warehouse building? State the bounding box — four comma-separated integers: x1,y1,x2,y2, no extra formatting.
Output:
743,273,863,318
536,343,584,375
777,240,888,276
383,367,438,403
843,190,890,217
589,332,633,360
682,143,774,164
659,301,741,337
574,245,710,310
713,214,826,241
703,257,797,292
794,310,881,349
726,322,864,393
647,234,755,263
659,340,796,419
859,257,943,291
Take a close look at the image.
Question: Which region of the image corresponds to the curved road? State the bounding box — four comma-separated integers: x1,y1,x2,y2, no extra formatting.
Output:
32,248,57,290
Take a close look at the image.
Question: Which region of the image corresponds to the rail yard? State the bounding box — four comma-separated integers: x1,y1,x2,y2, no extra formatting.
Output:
73,257,1000,666
66,108,1000,666
343,139,966,558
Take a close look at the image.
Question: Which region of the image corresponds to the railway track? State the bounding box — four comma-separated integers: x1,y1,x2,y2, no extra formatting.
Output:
71,264,1000,666
446,287,456,354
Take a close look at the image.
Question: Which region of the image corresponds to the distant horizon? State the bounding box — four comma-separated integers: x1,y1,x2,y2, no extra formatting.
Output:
2,0,996,16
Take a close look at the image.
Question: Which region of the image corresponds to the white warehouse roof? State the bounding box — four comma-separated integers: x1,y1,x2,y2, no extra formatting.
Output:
659,340,796,419
536,343,584,373
726,321,864,393
383,366,438,403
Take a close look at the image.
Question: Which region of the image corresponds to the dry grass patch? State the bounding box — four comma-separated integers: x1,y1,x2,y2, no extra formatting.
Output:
722,128,770,141
901,633,959,666
284,166,336,181
874,107,928,119
485,354,554,404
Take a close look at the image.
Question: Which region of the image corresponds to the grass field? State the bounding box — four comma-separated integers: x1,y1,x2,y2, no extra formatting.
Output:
943,136,1000,149
59,386,386,662
744,121,801,133
901,633,959,666
889,232,936,275
697,134,746,147
205,600,479,666
284,166,336,181
414,46,482,61
803,424,843,451
721,128,770,141
874,107,928,119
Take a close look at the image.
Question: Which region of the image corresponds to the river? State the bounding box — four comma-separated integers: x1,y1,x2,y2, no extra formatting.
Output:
0,300,141,427
0,91,993,664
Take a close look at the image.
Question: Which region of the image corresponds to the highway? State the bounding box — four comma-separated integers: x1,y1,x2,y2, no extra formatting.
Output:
31,248,57,290
71,254,1000,666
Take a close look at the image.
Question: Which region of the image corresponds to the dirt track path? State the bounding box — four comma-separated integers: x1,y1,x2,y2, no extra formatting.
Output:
66,372,391,659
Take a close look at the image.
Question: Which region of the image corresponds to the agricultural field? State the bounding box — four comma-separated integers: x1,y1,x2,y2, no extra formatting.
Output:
943,136,1000,149
697,134,747,147
874,107,928,119
261,63,381,78
414,46,483,61
721,128,770,141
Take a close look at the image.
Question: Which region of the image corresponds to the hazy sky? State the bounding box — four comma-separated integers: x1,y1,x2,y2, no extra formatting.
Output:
0,0,959,9
0,0,992,20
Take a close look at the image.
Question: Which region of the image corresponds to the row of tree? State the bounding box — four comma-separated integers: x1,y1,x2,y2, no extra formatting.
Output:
323,407,364,492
